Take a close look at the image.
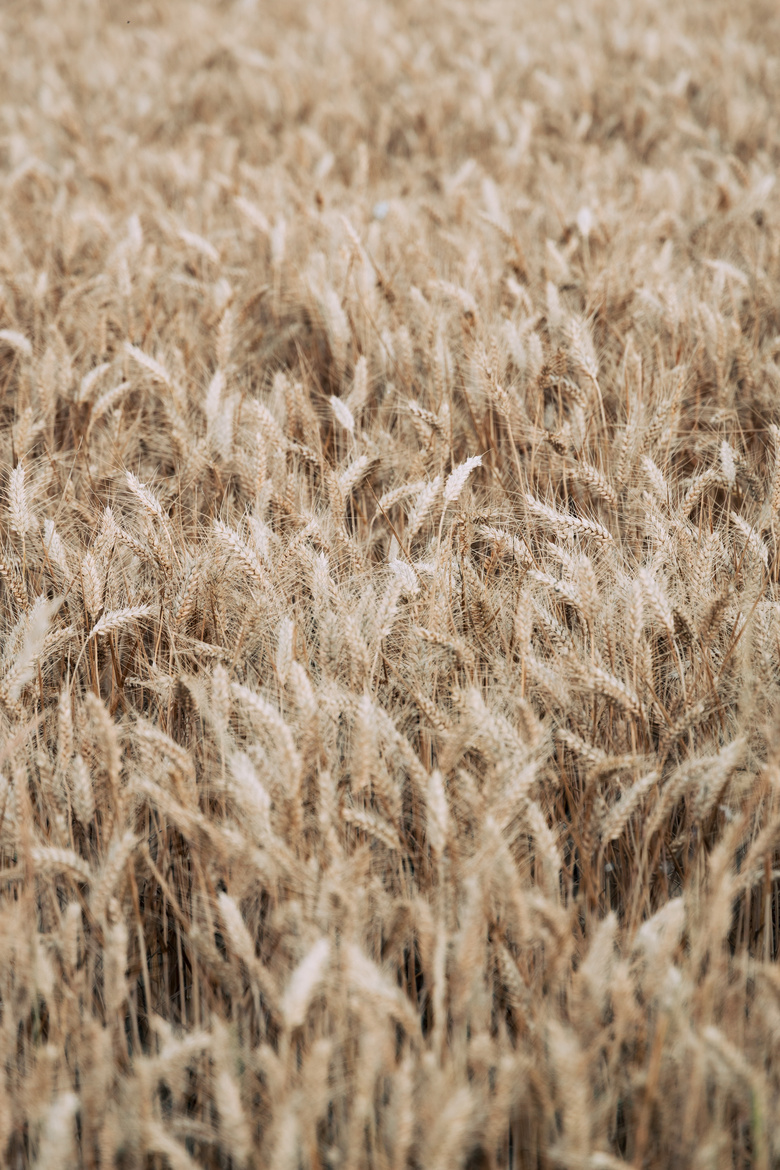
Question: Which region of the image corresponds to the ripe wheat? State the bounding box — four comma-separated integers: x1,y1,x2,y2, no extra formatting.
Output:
0,0,779,1165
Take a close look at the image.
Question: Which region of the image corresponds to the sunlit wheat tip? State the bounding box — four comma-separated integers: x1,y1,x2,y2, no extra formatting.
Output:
330,395,355,434
9,463,35,535
281,937,331,1029
444,455,483,504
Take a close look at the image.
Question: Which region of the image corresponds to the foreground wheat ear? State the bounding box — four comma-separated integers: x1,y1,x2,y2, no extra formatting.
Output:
1,0,780,1167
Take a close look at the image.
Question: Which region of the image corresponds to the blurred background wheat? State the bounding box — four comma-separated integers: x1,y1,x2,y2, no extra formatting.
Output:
1,0,780,1165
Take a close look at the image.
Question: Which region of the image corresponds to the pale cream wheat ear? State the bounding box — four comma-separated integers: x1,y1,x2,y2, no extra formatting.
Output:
68,606,154,691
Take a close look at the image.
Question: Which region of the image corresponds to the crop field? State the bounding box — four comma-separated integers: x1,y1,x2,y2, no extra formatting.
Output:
2,0,780,1166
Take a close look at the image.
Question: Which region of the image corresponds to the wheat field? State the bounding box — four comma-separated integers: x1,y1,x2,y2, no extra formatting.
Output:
2,0,780,1166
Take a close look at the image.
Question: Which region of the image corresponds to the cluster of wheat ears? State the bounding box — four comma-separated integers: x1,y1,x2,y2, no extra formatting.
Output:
2,0,780,1166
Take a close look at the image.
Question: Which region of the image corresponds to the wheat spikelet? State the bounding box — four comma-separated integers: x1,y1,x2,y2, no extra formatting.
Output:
90,831,137,922
57,688,74,765
531,596,576,653
43,518,69,577
109,515,149,562
389,557,419,595
228,752,272,843
599,771,659,844
627,577,645,650
337,453,372,497
0,552,28,611
525,654,569,706
407,475,442,541
680,468,720,515
322,285,350,377
281,937,331,1029
584,663,642,716
644,761,706,842
77,360,111,403
514,599,540,664
770,424,780,513
350,692,377,796
566,315,599,383
720,440,737,486
276,617,295,685
204,368,224,440
8,463,35,535
30,845,92,884
1,595,60,702
411,689,452,733
134,720,195,788
554,726,608,768
37,749,66,817
524,493,613,543
641,455,668,505
730,511,769,568
347,354,369,418
690,739,745,824
529,568,583,612
703,1026,759,1097
414,625,466,658
487,371,521,426
84,693,121,797
569,459,617,509
407,398,443,434
429,278,479,319
302,549,331,612
141,1122,202,1170
642,491,672,549
421,1087,476,1170
69,753,95,825
217,891,258,970
645,376,683,449
374,575,405,642
171,557,201,627
59,901,82,976
478,525,531,568
32,1092,80,1170
234,194,269,234
81,552,104,618
175,224,219,263
211,663,231,737
330,395,355,434
0,328,32,358
444,455,483,505
87,380,131,435
638,567,675,636
342,805,401,852
230,682,301,788
123,341,172,386
426,768,450,857
213,519,268,588
0,774,19,844
87,604,153,641
344,941,419,1030
212,1045,252,1166
522,799,562,887
612,416,636,489
379,479,427,510
216,302,235,371
125,470,167,525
